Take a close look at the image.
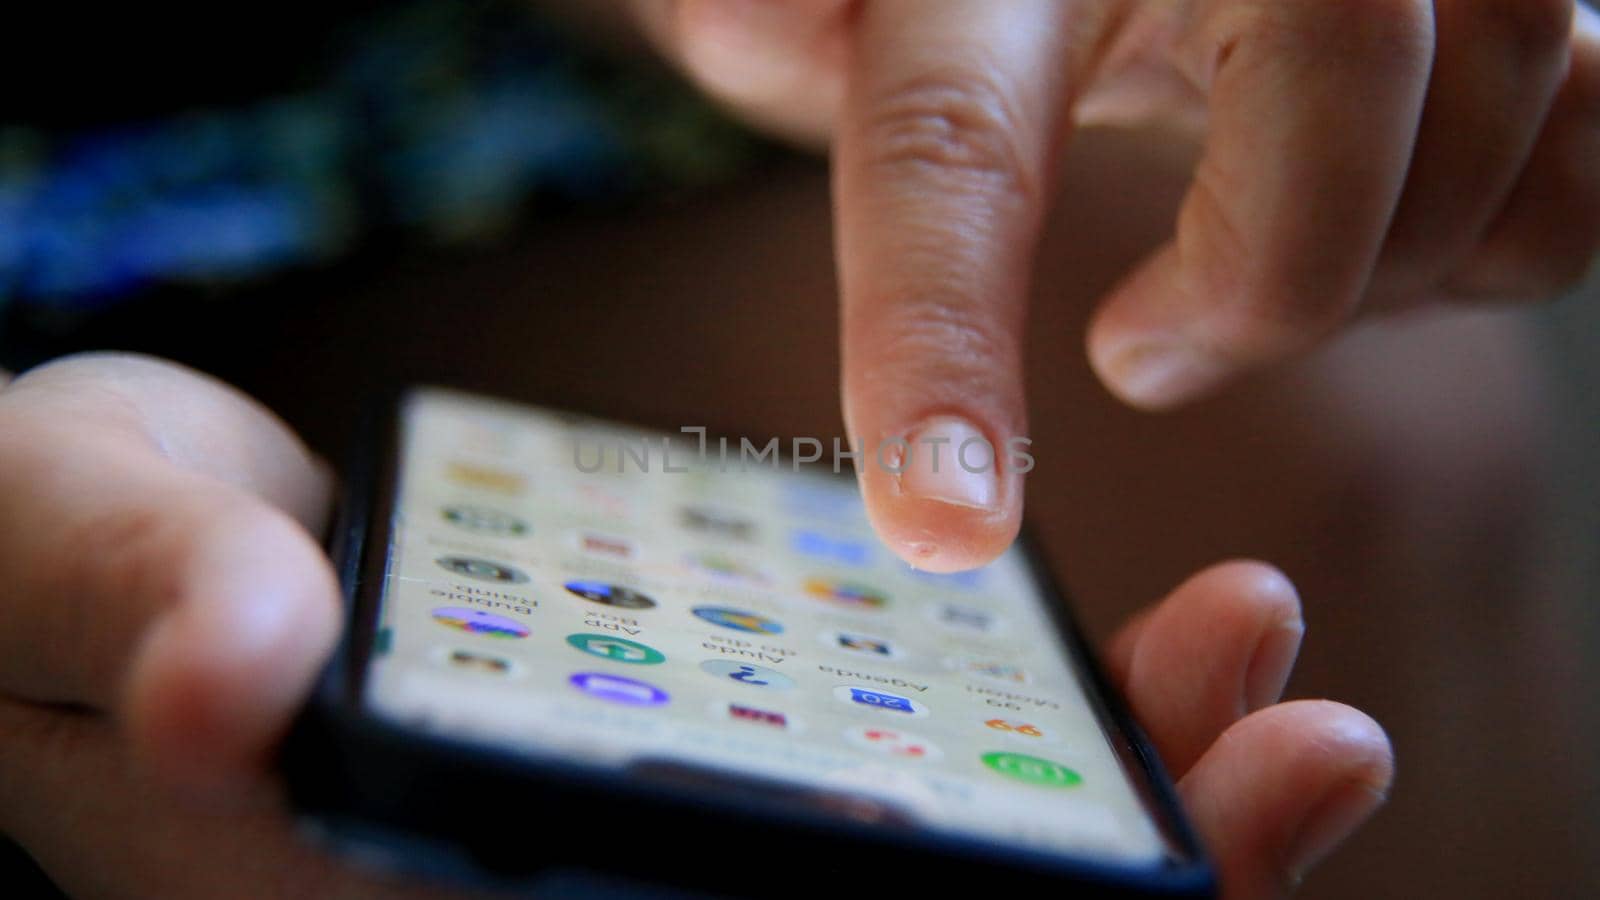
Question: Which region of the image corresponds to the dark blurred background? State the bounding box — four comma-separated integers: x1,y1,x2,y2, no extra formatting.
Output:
2,1,1597,897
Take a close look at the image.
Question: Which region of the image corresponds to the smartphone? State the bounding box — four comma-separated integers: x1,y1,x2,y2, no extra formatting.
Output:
285,387,1214,897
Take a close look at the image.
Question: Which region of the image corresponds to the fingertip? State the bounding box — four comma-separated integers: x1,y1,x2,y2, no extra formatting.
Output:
122,511,340,799
1119,561,1306,771
1163,560,1303,648
1181,700,1393,895
665,0,845,145
1085,248,1235,411
1229,699,1395,793
1182,560,1305,711
1301,700,1395,791
866,493,1022,573
1278,702,1394,880
1184,559,1299,606
1089,332,1231,412
857,417,1025,573
1286,778,1390,887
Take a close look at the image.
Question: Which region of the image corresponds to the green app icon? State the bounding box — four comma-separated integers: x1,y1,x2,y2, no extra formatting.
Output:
566,634,666,665
980,752,1083,788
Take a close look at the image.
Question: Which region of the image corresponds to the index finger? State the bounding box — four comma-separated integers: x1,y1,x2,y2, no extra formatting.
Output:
835,0,1110,571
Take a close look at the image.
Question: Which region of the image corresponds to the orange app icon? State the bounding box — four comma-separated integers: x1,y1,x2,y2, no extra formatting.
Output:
446,461,525,494
983,718,1055,742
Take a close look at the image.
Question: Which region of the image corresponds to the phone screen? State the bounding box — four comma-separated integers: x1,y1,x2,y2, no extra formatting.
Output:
362,388,1170,863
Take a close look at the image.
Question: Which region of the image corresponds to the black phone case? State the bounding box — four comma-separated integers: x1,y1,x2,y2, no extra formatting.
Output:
282,389,1217,898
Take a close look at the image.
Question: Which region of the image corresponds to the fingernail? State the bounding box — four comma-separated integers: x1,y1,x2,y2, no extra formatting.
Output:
1098,337,1221,409
1287,782,1388,879
898,417,999,510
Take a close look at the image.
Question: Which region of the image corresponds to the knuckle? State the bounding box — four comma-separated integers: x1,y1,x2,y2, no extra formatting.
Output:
1543,162,1600,290
1228,282,1357,347
1506,159,1600,293
1525,230,1600,295
1318,0,1435,52
857,67,1039,208
1486,0,1574,60
1202,0,1434,78
867,292,1018,387
1453,231,1598,300
1565,36,1600,116
1179,168,1355,350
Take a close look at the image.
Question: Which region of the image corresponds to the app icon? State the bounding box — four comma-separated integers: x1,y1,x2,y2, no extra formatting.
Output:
569,672,670,707
983,718,1056,742
833,685,929,717
717,701,798,731
692,606,784,635
929,602,1003,634
844,726,943,760
791,530,871,566
445,461,525,494
566,634,665,665
802,577,889,611
823,630,901,659
574,530,635,559
430,607,529,639
681,504,756,540
980,752,1082,788
946,657,1030,684
441,504,529,537
436,556,530,584
432,646,520,675
699,659,796,690
564,580,657,610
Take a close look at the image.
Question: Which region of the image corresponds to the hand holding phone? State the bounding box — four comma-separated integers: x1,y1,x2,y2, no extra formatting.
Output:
0,361,1392,899
286,388,1393,897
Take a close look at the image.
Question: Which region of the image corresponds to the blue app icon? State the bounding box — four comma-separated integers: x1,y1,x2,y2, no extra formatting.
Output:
833,685,928,716
699,659,795,690
851,688,914,712
791,529,872,566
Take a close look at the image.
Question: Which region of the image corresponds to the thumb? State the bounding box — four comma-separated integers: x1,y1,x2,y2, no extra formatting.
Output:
0,354,340,794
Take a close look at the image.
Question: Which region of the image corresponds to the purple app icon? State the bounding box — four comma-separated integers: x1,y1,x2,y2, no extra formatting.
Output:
569,672,670,707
